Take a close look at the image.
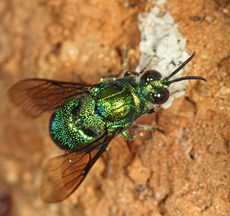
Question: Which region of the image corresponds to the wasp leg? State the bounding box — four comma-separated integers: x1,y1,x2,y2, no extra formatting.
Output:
170,88,186,96
123,70,139,77
121,106,161,141
100,48,129,82
125,123,166,141
122,130,133,140
72,72,85,83
147,105,160,114
139,55,157,74
122,126,164,141
132,124,166,138
103,150,111,178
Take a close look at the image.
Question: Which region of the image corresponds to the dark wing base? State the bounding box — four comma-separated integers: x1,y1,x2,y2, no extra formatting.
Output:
8,79,91,118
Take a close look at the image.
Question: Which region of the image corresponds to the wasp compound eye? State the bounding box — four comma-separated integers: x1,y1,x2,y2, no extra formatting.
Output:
141,70,162,83
153,88,170,104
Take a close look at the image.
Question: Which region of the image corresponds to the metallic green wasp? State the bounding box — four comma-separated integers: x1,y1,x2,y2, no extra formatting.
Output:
8,51,206,203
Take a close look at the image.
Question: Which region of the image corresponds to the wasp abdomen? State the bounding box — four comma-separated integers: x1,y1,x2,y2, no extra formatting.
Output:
49,97,105,150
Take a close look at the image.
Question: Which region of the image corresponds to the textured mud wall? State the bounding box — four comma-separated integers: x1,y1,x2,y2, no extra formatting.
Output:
0,0,230,216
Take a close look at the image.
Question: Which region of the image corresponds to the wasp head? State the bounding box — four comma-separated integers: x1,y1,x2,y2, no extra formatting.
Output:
140,52,207,105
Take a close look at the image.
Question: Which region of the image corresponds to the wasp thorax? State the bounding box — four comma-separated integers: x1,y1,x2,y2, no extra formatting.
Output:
140,70,170,105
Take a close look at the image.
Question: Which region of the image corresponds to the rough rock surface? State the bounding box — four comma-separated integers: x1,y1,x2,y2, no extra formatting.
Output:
0,0,229,215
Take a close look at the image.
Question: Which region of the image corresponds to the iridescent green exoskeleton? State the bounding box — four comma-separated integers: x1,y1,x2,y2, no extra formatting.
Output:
8,51,206,203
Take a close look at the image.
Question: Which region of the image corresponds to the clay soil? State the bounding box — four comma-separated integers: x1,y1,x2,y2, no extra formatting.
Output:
0,0,230,216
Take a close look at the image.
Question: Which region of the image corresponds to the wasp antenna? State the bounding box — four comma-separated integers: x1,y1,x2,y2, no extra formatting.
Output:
166,75,207,85
165,52,196,81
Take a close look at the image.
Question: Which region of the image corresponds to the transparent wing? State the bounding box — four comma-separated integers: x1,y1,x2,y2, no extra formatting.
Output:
8,78,91,118
40,133,114,203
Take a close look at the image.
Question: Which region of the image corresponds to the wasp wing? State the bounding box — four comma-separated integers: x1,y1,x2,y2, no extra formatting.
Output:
8,78,91,118
40,133,114,203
